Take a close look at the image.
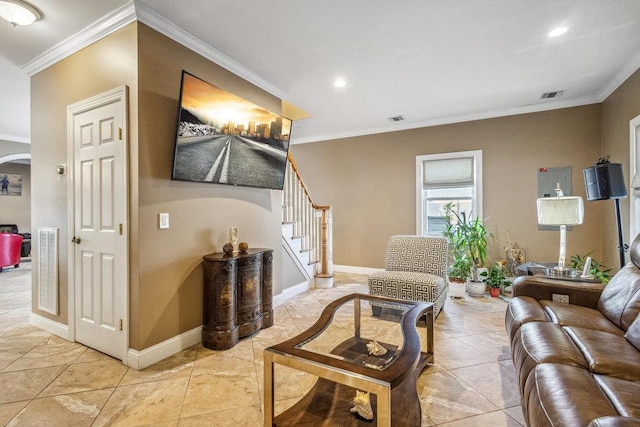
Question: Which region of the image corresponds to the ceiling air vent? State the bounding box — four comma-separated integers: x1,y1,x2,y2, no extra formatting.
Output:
388,115,405,122
540,90,564,99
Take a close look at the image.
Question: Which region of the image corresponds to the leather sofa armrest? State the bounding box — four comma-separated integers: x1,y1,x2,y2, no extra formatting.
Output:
512,275,605,308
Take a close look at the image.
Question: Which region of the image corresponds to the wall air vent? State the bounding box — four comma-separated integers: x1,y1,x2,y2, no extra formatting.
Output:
540,90,564,99
388,115,405,122
37,227,59,315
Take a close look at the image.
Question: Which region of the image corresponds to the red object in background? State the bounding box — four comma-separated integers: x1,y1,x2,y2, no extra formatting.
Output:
0,233,23,271
489,287,501,298
539,167,548,172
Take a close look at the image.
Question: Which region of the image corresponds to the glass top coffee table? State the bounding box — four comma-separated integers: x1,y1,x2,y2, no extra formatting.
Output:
263,293,434,426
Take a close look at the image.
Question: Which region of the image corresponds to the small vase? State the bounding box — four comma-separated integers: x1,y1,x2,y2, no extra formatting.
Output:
489,287,500,298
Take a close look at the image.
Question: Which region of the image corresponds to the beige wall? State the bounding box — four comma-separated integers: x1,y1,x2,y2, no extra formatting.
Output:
0,162,30,233
600,69,640,269
291,105,604,270
31,22,286,351
31,23,138,325
133,24,284,350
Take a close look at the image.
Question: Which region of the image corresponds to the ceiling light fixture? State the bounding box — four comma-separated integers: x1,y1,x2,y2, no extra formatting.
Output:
334,79,346,88
548,27,568,38
0,0,41,26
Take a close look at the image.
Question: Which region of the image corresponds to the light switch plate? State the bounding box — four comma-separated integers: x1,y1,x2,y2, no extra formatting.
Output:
159,213,169,229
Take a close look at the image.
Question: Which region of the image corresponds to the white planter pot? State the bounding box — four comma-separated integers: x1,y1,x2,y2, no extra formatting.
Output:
467,281,486,297
449,280,466,298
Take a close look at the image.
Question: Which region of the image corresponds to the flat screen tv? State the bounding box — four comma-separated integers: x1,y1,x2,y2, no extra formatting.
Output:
171,71,292,190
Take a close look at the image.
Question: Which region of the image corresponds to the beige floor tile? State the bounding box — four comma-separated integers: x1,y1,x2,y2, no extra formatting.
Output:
0,401,28,426
75,347,118,364
194,338,255,367
180,369,260,419
460,331,512,361
0,327,51,371
120,345,195,386
7,388,113,426
417,370,499,425
178,405,263,426
3,335,87,372
503,404,526,425
0,269,529,426
435,337,495,370
463,310,512,333
0,365,66,404
435,316,494,339
39,358,128,397
92,377,189,426
450,361,521,409
437,409,524,426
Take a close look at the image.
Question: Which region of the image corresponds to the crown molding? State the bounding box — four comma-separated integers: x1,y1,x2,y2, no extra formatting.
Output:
21,2,137,76
21,0,287,100
596,50,640,102
291,96,600,145
133,2,286,100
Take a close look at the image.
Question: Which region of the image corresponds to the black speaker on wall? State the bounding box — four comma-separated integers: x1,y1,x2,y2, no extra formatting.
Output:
583,162,627,201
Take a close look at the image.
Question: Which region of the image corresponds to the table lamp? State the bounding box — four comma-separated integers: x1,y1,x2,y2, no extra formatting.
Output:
537,184,584,274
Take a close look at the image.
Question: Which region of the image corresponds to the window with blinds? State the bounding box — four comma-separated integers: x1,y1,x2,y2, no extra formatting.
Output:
416,151,482,235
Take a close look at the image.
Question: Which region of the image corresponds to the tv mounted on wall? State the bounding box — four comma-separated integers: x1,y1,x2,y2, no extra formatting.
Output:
171,71,292,190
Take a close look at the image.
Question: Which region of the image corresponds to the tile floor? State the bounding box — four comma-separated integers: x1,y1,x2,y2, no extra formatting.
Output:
0,263,524,426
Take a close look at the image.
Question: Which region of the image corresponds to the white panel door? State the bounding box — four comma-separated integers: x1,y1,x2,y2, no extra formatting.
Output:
70,88,127,360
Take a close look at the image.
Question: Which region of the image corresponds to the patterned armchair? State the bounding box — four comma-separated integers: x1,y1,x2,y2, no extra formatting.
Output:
368,235,448,318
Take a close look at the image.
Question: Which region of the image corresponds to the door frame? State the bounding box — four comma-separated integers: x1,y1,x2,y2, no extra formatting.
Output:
630,113,640,241
66,86,129,363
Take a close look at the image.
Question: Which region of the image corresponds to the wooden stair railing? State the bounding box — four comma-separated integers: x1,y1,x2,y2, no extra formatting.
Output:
283,152,334,284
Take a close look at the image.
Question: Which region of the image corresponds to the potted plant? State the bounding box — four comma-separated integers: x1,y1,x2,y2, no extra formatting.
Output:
448,253,472,298
442,203,493,297
481,262,512,297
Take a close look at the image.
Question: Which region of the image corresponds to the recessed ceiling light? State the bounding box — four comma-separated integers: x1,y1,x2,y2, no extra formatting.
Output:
0,0,41,26
548,27,568,38
334,79,346,88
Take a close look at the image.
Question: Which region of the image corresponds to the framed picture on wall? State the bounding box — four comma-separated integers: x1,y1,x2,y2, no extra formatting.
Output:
0,173,22,196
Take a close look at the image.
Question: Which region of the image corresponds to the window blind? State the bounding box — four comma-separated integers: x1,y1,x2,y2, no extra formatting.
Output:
423,157,474,189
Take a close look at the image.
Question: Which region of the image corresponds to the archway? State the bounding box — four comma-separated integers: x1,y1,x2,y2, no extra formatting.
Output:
0,153,31,165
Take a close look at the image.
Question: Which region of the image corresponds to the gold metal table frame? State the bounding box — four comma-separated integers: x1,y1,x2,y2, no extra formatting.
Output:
264,293,434,426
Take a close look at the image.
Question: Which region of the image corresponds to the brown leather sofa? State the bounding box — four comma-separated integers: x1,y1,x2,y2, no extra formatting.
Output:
505,233,640,427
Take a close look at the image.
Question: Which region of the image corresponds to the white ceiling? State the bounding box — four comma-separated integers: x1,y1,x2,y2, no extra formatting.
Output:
1,0,640,145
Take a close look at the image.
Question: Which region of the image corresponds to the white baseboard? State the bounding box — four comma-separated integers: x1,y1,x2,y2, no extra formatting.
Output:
126,325,202,370
29,313,72,340
333,264,382,275
273,280,312,307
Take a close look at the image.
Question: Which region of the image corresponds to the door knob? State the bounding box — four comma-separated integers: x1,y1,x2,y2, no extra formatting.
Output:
72,236,81,244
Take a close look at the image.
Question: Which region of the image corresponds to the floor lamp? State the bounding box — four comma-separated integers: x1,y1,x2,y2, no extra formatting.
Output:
537,184,584,274
583,159,628,269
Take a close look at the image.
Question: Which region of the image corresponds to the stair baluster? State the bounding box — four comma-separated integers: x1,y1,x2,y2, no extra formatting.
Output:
283,153,333,287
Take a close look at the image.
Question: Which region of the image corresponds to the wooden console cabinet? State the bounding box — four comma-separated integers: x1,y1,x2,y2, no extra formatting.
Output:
202,248,273,350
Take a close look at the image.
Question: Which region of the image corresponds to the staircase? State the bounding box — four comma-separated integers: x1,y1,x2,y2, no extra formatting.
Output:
282,153,334,288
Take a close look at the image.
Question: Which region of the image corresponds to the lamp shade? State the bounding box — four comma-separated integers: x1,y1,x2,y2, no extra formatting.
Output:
537,196,584,226
0,0,41,26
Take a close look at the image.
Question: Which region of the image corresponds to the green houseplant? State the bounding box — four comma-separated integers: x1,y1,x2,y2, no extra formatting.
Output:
448,254,472,283
442,203,493,284
447,253,472,298
570,253,612,284
481,262,512,297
